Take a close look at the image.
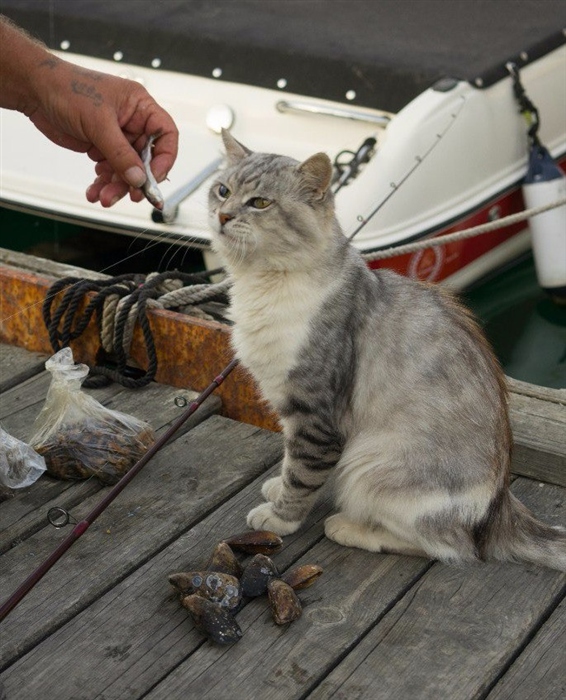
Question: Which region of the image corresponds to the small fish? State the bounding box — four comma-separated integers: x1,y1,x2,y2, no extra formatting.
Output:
140,134,164,209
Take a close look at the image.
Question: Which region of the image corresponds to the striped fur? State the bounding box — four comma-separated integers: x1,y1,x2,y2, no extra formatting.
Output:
208,132,566,570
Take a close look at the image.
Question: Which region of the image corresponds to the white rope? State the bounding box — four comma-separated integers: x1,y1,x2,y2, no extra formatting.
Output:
158,280,231,309
361,194,566,262
99,278,230,359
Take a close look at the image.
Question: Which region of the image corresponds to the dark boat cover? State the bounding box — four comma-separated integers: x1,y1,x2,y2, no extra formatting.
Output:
1,0,564,112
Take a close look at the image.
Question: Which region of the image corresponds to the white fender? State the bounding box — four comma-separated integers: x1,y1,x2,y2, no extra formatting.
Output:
522,145,566,299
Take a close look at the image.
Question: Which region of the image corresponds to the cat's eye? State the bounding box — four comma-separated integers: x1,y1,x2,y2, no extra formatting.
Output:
248,197,272,210
217,184,230,199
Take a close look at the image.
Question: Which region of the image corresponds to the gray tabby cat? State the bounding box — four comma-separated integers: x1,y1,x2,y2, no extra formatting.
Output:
209,130,566,570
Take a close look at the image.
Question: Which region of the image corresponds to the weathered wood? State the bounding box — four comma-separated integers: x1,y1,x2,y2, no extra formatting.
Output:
0,343,48,393
307,479,566,700
0,463,327,697
0,254,279,430
0,371,119,441
0,247,108,281
0,415,283,667
507,375,566,405
487,597,566,699
0,475,430,700
509,391,566,487
0,376,222,553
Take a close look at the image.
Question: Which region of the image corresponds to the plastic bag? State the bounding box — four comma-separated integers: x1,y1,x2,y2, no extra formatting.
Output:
30,348,155,484
0,426,47,489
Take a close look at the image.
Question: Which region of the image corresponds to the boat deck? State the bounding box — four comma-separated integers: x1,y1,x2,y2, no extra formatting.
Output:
0,341,565,699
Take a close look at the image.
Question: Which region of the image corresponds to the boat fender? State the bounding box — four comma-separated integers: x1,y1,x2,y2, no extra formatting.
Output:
522,144,566,303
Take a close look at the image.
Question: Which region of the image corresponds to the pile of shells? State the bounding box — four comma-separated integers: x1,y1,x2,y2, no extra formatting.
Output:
168,530,323,645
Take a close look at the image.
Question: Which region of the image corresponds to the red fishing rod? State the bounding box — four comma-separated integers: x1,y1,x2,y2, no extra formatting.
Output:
0,358,239,623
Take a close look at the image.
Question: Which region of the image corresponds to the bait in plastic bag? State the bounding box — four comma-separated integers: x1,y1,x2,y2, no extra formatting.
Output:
30,348,155,484
0,426,47,489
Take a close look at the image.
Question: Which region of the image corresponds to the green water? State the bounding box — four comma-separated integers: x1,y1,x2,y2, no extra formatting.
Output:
464,256,566,389
0,206,204,274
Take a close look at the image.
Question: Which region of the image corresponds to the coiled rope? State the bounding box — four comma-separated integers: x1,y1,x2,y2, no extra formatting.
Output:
361,194,566,262
43,269,230,388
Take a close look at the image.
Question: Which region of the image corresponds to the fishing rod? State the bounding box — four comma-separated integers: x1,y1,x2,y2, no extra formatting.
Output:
347,94,467,241
0,357,239,623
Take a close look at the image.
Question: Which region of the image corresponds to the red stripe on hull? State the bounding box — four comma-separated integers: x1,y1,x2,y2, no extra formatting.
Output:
368,155,566,283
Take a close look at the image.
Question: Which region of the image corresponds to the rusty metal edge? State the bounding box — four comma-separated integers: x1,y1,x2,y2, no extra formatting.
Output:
0,263,280,432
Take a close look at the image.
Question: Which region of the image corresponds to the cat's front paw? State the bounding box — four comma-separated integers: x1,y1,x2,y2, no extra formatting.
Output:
261,476,283,502
246,502,301,536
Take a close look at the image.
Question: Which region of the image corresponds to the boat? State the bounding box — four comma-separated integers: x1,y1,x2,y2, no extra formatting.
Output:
0,1,565,291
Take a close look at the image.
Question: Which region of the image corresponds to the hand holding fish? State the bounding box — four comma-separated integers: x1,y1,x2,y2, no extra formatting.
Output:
0,15,178,208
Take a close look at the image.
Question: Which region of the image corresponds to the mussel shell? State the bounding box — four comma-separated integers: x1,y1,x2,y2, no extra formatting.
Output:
223,530,283,555
169,571,241,610
205,542,243,578
240,554,280,597
282,564,323,590
267,579,302,625
181,594,243,645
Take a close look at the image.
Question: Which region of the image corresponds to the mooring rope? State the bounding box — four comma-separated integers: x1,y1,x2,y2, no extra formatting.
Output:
361,194,566,262
43,269,229,388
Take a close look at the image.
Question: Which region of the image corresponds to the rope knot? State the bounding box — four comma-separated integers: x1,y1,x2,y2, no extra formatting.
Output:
43,268,228,388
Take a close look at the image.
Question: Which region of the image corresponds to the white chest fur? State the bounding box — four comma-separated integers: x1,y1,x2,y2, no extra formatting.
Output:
230,271,332,409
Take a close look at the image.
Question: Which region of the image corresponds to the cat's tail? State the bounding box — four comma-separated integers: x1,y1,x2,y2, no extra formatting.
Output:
486,491,566,571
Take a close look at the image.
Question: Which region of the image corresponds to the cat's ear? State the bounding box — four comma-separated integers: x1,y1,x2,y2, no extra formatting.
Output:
298,153,333,201
222,129,252,165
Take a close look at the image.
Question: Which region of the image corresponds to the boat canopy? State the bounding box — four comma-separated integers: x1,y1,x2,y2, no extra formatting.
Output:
1,0,564,112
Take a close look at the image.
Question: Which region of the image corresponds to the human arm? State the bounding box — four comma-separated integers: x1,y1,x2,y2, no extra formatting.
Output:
0,15,178,207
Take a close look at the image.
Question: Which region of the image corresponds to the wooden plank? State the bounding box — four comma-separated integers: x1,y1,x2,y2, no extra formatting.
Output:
0,371,119,441
307,479,566,700
0,415,282,668
0,377,222,554
487,597,566,699
0,343,48,393
0,256,279,430
507,375,566,406
0,464,327,697
0,372,123,513
509,391,566,487
0,247,108,281
0,472,427,700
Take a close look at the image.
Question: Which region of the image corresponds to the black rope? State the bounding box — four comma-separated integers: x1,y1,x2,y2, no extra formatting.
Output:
42,268,226,389
507,62,540,146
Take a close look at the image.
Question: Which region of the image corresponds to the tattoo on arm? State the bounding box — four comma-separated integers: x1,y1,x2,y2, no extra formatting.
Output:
71,80,103,107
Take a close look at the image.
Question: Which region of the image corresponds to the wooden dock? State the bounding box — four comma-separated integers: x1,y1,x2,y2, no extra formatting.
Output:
0,249,565,699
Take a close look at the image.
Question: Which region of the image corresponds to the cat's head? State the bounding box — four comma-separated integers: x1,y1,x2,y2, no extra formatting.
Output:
208,130,336,271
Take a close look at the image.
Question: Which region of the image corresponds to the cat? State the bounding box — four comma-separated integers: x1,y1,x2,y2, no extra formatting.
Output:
208,129,566,570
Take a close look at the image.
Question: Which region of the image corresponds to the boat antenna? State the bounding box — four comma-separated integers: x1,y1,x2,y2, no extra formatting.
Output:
348,94,466,241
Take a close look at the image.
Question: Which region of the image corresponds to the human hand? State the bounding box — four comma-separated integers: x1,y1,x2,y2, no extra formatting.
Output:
29,59,178,207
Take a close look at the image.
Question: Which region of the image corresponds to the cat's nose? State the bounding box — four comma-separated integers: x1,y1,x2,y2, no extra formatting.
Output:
219,212,234,226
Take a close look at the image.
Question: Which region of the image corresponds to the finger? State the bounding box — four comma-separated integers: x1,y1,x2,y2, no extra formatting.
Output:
89,119,147,189
129,187,146,203
98,180,131,208
146,126,178,181
86,175,106,203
